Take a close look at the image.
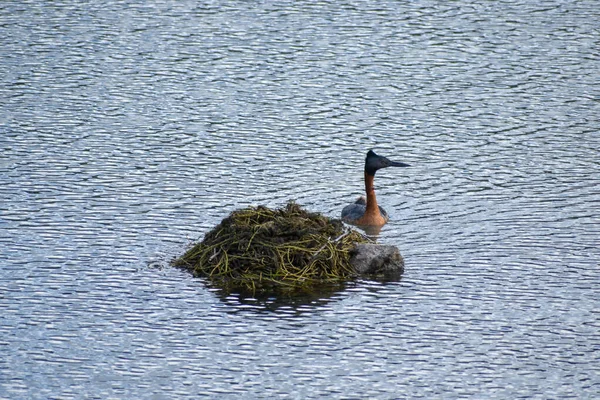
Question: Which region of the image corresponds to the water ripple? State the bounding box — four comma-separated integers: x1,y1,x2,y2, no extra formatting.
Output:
1,0,599,398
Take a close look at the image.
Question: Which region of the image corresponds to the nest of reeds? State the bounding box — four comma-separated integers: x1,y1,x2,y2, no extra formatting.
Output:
173,201,372,293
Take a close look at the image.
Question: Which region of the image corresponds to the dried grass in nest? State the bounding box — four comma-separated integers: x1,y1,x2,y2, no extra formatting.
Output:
173,201,372,293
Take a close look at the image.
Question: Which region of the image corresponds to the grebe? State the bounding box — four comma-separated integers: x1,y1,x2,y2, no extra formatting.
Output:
341,150,409,227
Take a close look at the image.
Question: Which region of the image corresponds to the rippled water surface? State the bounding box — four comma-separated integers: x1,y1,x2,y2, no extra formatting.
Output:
1,1,599,398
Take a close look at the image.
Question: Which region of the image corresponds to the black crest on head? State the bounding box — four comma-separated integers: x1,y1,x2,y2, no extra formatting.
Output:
365,150,381,175
364,149,409,175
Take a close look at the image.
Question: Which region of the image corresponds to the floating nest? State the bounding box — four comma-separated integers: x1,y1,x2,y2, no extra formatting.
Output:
173,201,372,293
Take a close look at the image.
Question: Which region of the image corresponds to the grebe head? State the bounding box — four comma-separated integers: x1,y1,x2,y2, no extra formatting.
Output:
365,150,410,176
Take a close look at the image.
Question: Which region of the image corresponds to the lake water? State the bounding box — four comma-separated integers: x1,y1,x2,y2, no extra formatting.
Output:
1,1,599,398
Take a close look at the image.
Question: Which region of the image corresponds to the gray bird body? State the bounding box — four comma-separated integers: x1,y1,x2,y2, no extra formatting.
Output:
341,196,389,224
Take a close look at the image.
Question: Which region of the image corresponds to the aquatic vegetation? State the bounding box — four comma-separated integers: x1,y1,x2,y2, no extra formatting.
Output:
173,201,372,293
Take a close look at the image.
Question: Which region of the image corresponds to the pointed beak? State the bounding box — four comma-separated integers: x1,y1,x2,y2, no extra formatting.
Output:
389,160,410,168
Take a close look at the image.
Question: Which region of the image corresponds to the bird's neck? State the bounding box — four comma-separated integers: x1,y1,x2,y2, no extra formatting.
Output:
364,172,380,216
356,172,386,226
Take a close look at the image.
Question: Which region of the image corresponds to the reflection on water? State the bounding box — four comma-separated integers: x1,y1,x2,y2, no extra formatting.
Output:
214,282,352,314
357,223,384,237
1,0,599,398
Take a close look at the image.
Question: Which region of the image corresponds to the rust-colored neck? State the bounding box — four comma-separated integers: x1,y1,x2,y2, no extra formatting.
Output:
364,172,379,215
357,172,386,226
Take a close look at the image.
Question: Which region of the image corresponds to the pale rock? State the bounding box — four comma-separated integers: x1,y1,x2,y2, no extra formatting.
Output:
350,243,404,279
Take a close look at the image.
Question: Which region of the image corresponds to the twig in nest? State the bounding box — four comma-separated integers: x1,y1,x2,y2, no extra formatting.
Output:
311,229,352,260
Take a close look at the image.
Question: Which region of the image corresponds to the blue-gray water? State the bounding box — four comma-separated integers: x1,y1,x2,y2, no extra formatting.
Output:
1,1,599,398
